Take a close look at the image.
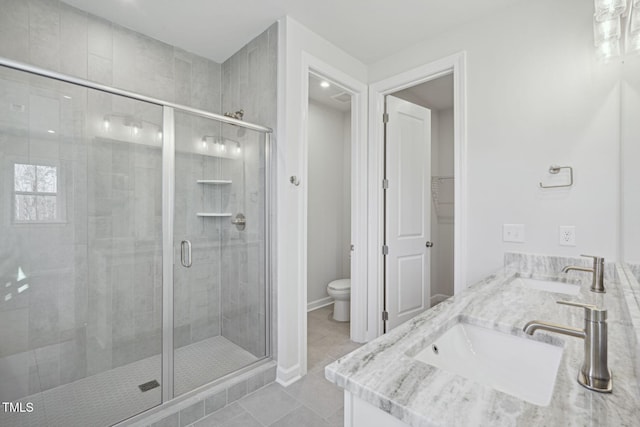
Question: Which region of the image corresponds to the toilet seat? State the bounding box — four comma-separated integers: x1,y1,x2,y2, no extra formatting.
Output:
328,279,350,292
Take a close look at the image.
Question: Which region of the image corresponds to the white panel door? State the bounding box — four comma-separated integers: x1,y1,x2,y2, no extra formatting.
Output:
385,95,431,331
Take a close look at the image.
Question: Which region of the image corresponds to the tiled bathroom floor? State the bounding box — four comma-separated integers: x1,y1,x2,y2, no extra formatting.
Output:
182,305,362,427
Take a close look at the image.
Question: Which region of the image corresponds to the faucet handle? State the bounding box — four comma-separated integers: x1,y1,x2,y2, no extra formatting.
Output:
557,300,607,321
557,300,596,309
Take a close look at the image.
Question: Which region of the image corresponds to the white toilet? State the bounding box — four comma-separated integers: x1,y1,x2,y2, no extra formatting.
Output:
327,278,351,322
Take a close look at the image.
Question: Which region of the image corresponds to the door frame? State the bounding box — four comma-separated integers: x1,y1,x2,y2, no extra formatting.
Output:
298,52,369,374
368,52,468,338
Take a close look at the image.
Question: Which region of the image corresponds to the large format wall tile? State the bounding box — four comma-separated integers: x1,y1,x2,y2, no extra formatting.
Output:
29,0,61,71
59,3,88,77
219,24,276,357
0,0,30,63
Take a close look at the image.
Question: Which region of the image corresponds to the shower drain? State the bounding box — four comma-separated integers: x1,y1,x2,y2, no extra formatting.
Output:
138,380,160,392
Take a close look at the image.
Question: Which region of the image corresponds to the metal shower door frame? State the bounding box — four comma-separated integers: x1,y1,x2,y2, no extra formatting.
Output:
161,106,175,402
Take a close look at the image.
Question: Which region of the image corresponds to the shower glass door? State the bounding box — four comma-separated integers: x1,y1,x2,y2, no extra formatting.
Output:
173,112,268,396
0,66,163,427
0,59,272,425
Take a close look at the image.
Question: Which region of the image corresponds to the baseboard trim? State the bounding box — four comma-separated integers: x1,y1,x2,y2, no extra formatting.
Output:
430,294,451,307
276,364,301,387
307,297,334,312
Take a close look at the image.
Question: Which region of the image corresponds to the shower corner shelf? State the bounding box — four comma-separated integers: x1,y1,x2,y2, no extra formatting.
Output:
197,179,232,184
196,213,233,217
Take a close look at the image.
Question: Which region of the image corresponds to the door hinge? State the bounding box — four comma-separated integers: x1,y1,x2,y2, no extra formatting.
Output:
382,311,389,321
383,113,389,123
382,245,389,255
382,179,389,189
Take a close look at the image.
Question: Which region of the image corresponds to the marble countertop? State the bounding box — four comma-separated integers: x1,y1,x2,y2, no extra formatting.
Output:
325,257,640,427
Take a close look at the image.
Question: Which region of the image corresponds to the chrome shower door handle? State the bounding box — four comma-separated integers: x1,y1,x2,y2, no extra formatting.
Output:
181,240,192,268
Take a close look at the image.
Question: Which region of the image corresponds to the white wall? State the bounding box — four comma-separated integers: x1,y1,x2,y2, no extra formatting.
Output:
341,111,352,275
432,108,454,298
622,55,640,264
436,109,454,178
370,0,622,284
307,101,351,306
277,16,367,384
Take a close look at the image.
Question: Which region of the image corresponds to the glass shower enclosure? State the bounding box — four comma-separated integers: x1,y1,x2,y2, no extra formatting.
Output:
0,59,271,427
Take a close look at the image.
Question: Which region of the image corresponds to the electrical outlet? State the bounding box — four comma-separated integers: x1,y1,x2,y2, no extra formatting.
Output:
503,224,525,243
559,226,576,246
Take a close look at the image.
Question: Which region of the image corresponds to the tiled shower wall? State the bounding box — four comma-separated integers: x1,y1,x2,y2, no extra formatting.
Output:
0,0,221,109
173,112,226,349
220,23,277,357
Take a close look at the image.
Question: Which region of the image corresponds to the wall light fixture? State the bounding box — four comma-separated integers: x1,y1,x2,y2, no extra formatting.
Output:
594,0,640,61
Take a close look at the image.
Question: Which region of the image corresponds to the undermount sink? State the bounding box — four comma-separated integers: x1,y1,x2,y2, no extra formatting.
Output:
411,322,563,406
512,277,581,295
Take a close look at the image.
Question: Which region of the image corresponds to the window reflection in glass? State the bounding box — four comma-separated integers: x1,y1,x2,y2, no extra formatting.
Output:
13,163,59,222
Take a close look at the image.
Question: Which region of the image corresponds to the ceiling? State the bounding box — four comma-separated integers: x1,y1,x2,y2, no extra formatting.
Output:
61,0,524,64
308,74,352,112
393,74,454,111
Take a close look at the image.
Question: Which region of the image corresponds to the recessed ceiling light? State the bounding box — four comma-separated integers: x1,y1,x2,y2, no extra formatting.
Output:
320,81,330,88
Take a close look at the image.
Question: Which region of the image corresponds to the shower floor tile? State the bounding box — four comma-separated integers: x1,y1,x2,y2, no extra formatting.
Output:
0,336,258,427
174,335,259,396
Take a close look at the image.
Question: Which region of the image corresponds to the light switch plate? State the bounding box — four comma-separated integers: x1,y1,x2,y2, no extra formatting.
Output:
559,226,576,246
503,224,525,243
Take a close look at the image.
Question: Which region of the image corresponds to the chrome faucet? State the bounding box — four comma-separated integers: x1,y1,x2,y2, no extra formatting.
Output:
524,301,612,393
562,255,605,293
